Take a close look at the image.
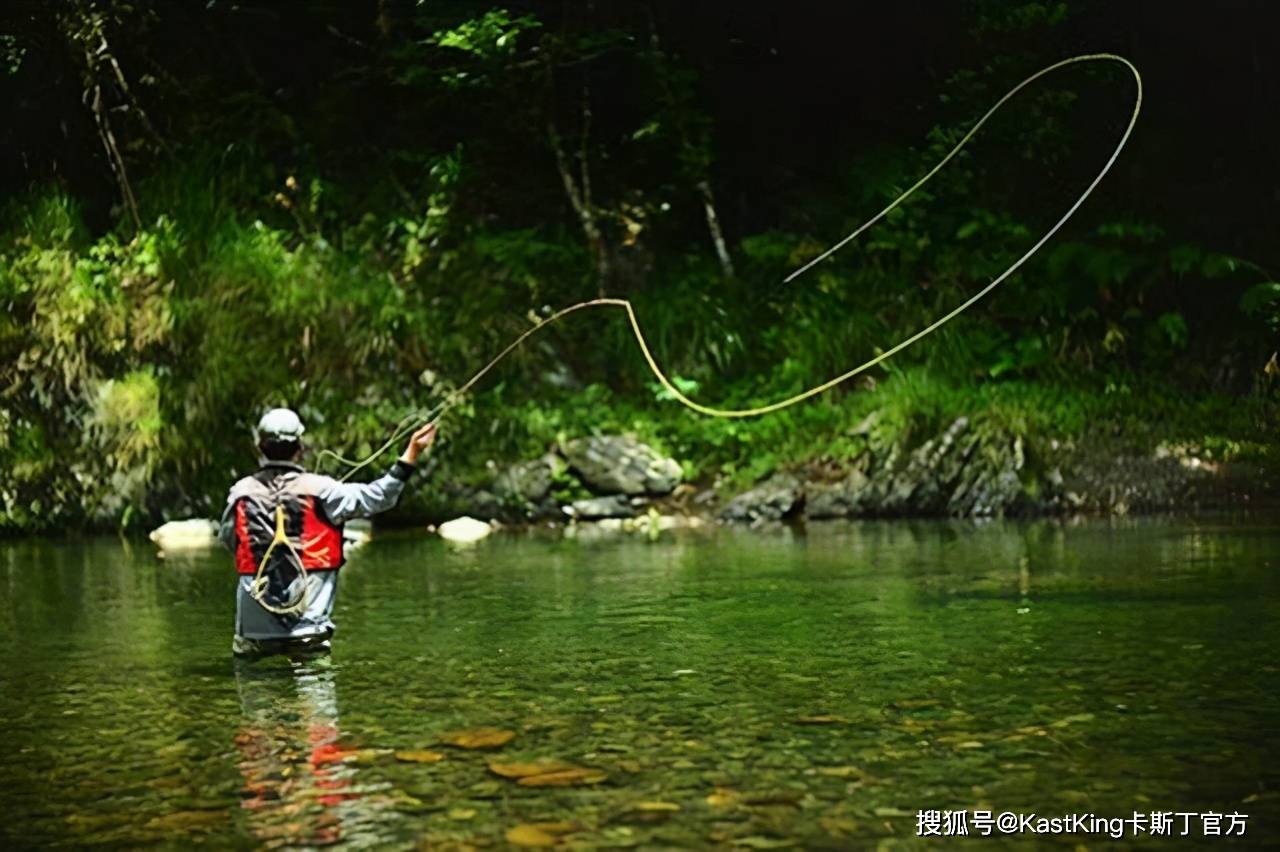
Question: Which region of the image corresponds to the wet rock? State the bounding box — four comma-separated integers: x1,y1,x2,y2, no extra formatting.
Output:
465,488,502,521
568,494,638,520
1061,453,1207,514
437,516,493,544
947,434,1025,517
344,518,372,543
495,453,566,504
881,416,974,514
564,517,626,539
562,435,682,495
149,519,218,553
805,469,874,519
343,518,372,556
801,417,1043,520
720,474,803,523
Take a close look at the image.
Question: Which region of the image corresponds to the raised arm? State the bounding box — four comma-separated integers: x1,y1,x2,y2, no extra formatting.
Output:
318,423,437,524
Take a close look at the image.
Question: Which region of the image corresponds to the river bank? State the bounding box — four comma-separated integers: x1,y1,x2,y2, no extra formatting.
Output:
422,404,1277,533
7,369,1275,539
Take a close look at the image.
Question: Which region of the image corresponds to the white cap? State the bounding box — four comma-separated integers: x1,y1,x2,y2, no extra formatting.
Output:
255,408,306,443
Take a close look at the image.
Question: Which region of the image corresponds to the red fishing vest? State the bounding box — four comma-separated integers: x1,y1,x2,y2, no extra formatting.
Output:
227,466,345,576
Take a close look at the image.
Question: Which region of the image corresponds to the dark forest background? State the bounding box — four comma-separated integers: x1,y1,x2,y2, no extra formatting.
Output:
1,0,1278,531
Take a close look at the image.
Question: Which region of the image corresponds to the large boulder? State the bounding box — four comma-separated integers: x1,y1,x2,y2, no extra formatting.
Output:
494,453,567,504
562,435,682,495
149,519,219,554
881,416,974,514
946,432,1025,517
806,468,876,519
800,417,1035,520
720,474,803,523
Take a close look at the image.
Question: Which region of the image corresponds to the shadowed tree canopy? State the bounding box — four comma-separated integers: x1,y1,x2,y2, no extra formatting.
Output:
0,0,1277,532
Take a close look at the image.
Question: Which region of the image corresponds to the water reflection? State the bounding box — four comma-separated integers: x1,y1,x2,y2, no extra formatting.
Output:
234,661,400,848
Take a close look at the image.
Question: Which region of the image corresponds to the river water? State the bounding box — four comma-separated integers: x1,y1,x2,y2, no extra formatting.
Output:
2,515,1278,848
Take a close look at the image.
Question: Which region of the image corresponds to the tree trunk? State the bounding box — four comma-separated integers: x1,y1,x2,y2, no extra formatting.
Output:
548,118,610,296
697,180,735,279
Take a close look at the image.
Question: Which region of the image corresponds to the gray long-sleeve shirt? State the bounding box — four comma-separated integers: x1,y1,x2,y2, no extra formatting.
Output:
218,460,414,550
220,459,416,641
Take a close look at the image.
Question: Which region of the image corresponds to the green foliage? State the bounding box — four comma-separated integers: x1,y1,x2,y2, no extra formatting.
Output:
0,34,24,75
430,9,540,58
0,3,1275,533
1240,282,1280,330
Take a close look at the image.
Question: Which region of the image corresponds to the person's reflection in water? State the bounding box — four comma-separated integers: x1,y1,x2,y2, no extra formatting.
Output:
234,660,399,848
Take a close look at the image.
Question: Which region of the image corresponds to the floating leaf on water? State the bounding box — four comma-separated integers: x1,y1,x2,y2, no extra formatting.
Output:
617,800,681,825
438,727,516,749
815,765,868,779
517,767,608,787
795,715,847,725
488,759,577,779
506,824,557,847
395,749,447,763
873,807,912,818
732,836,797,849
706,788,740,808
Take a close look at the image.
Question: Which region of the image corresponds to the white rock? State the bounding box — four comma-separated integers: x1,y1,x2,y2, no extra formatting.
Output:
149,519,219,552
344,518,373,544
437,516,492,545
342,519,373,556
657,514,704,531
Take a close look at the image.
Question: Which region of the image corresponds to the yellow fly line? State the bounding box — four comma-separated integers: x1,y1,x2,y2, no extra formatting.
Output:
319,53,1142,482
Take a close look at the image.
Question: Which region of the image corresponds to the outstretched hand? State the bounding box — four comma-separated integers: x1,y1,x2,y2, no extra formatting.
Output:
400,423,437,466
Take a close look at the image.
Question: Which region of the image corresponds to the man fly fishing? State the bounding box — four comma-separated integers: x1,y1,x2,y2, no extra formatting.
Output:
219,408,436,661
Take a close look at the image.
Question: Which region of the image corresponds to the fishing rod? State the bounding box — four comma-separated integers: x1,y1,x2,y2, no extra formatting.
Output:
317,53,1142,482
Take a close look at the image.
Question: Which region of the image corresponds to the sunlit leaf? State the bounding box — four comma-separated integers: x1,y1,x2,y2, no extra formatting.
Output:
438,727,516,749
517,767,608,787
